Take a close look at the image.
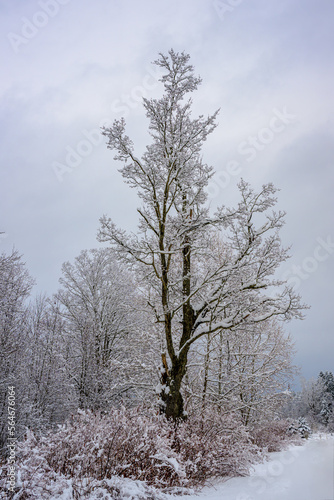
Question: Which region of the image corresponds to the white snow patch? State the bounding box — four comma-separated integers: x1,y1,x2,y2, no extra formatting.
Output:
166,435,334,500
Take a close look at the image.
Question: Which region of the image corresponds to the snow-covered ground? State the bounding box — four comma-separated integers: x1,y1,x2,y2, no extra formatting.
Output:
3,435,333,499
170,435,334,500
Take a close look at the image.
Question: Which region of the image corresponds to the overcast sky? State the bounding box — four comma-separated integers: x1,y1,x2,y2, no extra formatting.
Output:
1,0,333,384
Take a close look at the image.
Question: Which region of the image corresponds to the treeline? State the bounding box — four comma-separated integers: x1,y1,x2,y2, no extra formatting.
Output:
0,246,299,450
0,242,309,498
284,371,334,431
0,248,155,450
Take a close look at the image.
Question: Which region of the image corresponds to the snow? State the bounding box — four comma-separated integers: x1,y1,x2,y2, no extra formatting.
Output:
4,434,333,499
167,435,334,500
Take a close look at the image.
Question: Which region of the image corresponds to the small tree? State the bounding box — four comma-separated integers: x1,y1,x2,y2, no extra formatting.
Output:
297,417,311,438
98,50,305,420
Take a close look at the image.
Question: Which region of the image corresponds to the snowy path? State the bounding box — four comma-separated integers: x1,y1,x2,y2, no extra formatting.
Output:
172,436,334,500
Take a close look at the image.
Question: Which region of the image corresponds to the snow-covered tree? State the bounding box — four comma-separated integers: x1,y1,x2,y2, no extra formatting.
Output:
316,372,333,426
19,295,75,432
320,398,332,425
0,250,34,448
283,371,334,429
297,417,311,438
187,318,296,425
55,248,156,410
319,371,334,399
296,378,324,424
98,50,305,420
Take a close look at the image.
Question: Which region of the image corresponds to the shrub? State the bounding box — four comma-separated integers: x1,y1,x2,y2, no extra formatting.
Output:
2,406,262,497
21,408,182,490
177,409,260,482
250,419,297,452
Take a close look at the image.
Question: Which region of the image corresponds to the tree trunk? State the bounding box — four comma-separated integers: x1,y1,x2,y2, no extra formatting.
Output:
202,333,211,415
165,371,185,420
160,351,189,420
159,203,195,421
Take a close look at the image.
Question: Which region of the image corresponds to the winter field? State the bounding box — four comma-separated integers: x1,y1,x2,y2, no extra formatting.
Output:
170,435,334,500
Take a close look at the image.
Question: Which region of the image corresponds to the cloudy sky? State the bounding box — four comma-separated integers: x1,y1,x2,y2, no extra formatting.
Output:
1,0,333,383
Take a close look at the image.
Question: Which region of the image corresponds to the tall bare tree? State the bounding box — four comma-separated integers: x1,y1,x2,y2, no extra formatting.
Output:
98,50,305,420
